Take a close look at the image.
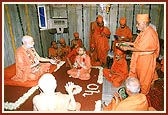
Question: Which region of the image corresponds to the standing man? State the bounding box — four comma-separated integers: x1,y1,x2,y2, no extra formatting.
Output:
89,15,103,48
93,15,111,67
119,14,160,95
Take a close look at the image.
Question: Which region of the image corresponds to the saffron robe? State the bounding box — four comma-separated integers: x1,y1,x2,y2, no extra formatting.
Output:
67,54,91,80
71,39,83,48
129,26,160,95
89,21,99,47
103,93,149,111
59,45,71,61
48,47,61,59
11,46,51,82
66,48,78,67
103,48,128,87
115,26,133,42
93,26,111,64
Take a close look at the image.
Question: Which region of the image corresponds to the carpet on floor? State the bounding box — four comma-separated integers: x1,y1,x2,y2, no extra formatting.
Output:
4,64,102,111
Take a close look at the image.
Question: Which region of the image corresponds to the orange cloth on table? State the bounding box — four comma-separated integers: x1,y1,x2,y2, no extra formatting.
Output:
66,47,78,67
103,48,128,87
129,26,160,95
11,46,51,82
94,26,111,64
103,93,149,111
67,54,91,80
115,25,133,42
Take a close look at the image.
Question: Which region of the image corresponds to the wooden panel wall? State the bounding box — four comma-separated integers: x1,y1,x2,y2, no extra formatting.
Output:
3,3,165,68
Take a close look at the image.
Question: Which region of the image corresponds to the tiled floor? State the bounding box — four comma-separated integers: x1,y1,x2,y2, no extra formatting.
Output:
102,77,124,106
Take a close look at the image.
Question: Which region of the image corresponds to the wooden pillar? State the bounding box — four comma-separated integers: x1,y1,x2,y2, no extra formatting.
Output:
5,5,16,53
25,4,31,35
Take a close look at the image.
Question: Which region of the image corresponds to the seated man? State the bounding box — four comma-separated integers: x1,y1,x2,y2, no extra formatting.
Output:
71,32,83,49
48,41,62,60
33,73,81,111
103,47,128,87
67,46,91,80
86,43,101,66
11,35,56,82
103,77,155,111
59,38,71,61
66,43,79,68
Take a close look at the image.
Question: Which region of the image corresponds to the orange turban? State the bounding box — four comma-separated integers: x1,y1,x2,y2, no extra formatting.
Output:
73,32,79,37
59,38,65,44
90,43,95,48
120,17,126,25
136,14,149,22
97,15,103,23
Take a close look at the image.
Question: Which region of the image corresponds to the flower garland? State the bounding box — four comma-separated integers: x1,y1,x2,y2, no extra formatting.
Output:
4,61,66,110
4,85,38,110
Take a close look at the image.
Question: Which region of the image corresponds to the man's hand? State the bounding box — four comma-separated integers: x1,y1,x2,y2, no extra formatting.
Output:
65,82,75,94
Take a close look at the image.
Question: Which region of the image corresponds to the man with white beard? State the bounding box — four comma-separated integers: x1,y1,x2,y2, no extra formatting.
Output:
11,35,56,82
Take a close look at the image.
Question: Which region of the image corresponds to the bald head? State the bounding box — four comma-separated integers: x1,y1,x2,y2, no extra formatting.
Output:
125,77,140,94
38,73,57,94
22,35,34,48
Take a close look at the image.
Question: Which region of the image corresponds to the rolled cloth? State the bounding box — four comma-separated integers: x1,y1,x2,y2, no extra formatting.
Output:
120,17,126,25
136,14,149,22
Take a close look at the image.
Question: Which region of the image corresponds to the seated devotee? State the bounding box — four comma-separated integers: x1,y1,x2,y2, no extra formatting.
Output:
58,38,71,61
71,32,83,49
48,41,62,60
86,43,101,66
11,35,56,82
103,77,156,111
103,45,128,87
33,73,81,111
66,43,79,68
67,46,91,80
115,17,133,42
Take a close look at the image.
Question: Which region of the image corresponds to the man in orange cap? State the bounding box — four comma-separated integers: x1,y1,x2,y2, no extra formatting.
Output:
71,32,83,49
119,14,160,95
89,15,103,48
59,38,71,61
86,43,101,66
103,45,128,87
91,15,111,67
